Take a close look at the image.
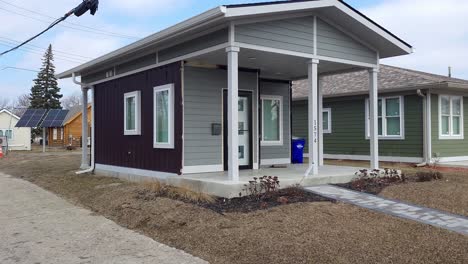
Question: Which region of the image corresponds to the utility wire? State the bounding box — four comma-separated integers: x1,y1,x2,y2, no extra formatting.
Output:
0,0,139,40
0,10,70,56
0,42,84,64
0,7,137,40
0,36,93,60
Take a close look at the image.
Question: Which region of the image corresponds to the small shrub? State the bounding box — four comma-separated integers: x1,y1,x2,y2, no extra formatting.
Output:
349,168,406,193
66,145,77,151
242,176,280,200
415,170,443,182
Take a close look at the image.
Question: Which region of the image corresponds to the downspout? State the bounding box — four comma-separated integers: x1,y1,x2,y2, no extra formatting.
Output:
416,89,428,167
72,72,95,174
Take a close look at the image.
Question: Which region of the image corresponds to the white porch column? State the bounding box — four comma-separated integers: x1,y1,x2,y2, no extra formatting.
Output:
226,46,240,181
318,78,324,166
80,87,89,169
307,59,319,176
369,68,379,169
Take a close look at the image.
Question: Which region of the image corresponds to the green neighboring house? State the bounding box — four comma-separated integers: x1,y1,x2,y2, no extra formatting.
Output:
292,65,468,164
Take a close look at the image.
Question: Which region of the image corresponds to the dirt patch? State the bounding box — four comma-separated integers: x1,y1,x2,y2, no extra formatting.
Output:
1,153,468,264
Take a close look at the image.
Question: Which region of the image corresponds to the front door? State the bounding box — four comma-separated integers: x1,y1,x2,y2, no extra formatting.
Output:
223,90,253,170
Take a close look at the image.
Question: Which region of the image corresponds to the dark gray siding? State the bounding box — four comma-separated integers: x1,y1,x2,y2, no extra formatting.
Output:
260,80,291,161
183,66,258,167
316,18,376,64
116,53,156,75
159,28,228,62
292,94,424,158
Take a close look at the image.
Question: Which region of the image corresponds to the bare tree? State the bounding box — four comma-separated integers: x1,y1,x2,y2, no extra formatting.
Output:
61,92,82,109
12,94,31,117
0,98,12,111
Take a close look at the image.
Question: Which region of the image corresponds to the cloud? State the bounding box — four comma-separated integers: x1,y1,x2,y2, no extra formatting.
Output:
362,0,468,78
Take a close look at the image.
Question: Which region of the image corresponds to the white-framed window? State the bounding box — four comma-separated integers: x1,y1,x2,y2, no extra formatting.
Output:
365,96,405,139
323,108,332,134
124,91,141,135
154,84,175,149
261,95,283,146
0,129,13,140
439,95,464,139
53,128,58,140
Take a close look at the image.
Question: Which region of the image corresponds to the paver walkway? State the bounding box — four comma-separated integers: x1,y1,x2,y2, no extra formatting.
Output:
0,172,208,264
306,185,468,235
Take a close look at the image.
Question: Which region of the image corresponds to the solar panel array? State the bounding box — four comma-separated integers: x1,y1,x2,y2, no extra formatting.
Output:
41,109,69,127
15,109,47,128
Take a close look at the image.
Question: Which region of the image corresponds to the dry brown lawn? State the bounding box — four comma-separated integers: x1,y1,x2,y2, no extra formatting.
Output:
1,152,467,264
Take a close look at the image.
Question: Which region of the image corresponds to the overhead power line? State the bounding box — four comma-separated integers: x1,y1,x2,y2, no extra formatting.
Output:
0,36,94,60
0,0,100,57
0,0,139,40
0,42,85,64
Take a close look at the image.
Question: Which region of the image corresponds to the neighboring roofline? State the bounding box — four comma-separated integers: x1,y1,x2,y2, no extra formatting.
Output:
0,109,20,120
63,104,92,126
292,81,468,101
57,0,412,80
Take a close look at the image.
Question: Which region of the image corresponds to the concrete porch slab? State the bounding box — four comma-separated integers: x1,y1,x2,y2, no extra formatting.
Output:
167,164,360,198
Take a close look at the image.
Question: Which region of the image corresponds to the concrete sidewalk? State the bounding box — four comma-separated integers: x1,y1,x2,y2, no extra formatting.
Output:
0,172,207,264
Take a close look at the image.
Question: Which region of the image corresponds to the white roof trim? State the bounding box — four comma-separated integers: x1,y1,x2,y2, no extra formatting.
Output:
56,0,412,80
0,109,20,120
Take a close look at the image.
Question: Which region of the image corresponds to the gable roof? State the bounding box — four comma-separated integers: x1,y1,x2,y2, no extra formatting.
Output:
292,65,468,99
63,104,91,126
0,109,20,120
56,0,412,80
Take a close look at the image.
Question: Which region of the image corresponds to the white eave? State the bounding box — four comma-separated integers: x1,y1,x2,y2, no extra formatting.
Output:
0,109,20,120
56,0,412,79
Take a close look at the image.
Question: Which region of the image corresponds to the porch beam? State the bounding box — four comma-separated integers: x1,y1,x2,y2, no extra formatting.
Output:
307,59,320,176
226,45,240,181
80,87,89,169
369,68,379,169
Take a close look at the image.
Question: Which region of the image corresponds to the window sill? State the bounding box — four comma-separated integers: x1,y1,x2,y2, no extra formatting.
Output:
438,135,464,140
154,143,175,149
124,130,141,136
261,141,283,147
366,136,405,141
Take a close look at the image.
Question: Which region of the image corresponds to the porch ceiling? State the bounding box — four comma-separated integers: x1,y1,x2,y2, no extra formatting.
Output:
187,48,363,80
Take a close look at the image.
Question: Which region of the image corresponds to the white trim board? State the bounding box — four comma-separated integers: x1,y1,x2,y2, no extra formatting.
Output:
182,165,224,174
319,154,423,163
95,164,177,180
261,158,291,166
437,156,468,163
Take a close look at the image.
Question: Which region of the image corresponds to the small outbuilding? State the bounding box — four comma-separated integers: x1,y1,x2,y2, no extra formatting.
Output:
47,105,92,148
0,109,31,151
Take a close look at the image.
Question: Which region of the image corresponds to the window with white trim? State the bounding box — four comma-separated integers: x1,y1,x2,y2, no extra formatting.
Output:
53,128,58,140
261,95,283,146
365,96,405,139
0,129,13,140
439,95,464,139
154,84,174,149
124,91,141,135
323,108,332,134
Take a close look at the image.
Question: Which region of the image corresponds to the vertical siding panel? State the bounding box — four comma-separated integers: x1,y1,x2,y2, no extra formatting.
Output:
94,62,182,174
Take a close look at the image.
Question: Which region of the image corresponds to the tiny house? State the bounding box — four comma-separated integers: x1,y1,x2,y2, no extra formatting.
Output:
48,105,92,147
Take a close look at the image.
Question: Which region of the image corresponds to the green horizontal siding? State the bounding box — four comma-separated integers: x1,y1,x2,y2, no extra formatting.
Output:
292,94,424,158
431,94,468,158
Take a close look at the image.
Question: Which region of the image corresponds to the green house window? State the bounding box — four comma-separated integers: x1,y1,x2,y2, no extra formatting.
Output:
323,108,332,134
154,84,174,149
439,95,463,139
261,96,283,145
366,96,404,139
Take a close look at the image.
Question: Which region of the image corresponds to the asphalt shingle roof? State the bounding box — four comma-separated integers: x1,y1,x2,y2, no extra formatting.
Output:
292,65,468,99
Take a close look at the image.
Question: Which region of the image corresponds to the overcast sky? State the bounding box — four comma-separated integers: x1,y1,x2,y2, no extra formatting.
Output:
1,0,467,102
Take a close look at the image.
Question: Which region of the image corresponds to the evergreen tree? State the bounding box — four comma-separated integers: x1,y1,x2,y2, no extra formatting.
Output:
29,45,63,139
29,44,63,110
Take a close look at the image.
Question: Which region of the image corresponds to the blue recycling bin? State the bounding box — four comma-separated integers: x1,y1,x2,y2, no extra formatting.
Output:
292,138,306,164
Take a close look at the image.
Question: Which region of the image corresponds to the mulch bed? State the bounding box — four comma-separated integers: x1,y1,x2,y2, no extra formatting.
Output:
136,186,334,214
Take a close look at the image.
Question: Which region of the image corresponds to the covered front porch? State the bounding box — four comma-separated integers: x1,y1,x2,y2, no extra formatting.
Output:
170,164,361,198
